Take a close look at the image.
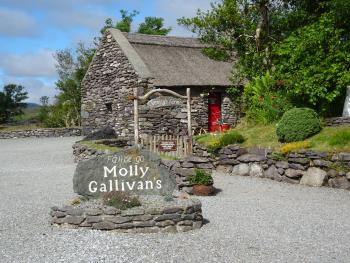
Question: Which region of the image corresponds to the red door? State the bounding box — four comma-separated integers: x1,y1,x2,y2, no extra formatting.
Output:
208,93,221,132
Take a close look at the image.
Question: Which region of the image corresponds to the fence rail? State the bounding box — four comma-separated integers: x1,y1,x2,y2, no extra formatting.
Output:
140,135,191,158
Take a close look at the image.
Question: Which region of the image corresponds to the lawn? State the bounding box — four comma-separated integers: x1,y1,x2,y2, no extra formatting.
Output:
196,121,350,153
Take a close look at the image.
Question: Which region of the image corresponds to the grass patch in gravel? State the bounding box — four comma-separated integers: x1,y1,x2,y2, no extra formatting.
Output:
79,140,121,152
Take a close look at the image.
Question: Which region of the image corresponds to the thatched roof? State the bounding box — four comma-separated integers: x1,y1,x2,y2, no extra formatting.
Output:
109,29,234,87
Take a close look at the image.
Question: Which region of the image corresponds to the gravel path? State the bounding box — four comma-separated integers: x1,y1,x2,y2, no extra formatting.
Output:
1,137,350,263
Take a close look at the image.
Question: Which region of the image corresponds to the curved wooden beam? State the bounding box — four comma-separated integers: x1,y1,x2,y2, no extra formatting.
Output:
138,89,187,100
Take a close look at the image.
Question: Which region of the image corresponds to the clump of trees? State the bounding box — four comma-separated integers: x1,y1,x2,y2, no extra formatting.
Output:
41,10,171,128
178,0,350,122
0,84,28,124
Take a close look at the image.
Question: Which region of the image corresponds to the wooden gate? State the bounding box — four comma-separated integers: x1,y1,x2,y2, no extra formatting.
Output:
140,135,191,158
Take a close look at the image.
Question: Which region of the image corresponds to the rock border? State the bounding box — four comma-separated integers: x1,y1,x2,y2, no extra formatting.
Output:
50,198,203,233
0,128,81,139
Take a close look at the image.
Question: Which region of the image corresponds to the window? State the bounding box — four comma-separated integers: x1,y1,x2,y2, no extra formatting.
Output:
105,102,112,112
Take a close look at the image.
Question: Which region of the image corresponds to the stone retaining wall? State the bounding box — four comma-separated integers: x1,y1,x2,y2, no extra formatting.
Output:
50,198,203,233
217,145,350,190
0,128,81,139
325,117,350,127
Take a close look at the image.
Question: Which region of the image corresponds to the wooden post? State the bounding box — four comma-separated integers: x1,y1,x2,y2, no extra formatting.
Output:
186,88,193,154
133,88,139,147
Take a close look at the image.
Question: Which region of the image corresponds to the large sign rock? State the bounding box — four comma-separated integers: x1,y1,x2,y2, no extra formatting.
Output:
73,148,176,198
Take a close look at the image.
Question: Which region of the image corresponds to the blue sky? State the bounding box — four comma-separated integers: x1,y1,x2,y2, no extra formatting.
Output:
0,0,211,103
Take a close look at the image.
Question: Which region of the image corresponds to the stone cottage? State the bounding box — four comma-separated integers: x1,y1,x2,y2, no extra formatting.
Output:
81,28,239,138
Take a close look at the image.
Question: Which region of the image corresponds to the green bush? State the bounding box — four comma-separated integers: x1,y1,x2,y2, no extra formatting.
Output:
243,72,291,124
329,130,350,146
276,108,321,142
102,191,141,210
220,130,245,147
189,169,213,186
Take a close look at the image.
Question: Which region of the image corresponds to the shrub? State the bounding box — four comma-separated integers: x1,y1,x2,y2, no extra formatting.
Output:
219,130,245,147
276,108,321,142
280,141,311,154
103,191,141,210
328,130,350,146
206,135,222,153
189,169,213,186
243,72,291,124
270,151,286,161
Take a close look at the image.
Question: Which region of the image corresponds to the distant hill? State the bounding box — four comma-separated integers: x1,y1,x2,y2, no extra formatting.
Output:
24,103,40,109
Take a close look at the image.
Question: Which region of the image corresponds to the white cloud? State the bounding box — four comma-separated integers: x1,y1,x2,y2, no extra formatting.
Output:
0,49,57,78
0,7,38,37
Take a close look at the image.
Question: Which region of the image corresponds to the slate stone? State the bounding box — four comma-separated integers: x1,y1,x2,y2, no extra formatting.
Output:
92,221,116,230
231,163,250,176
73,148,176,198
121,208,145,216
347,172,350,180
66,216,85,225
66,208,84,216
327,169,339,178
338,152,350,161
300,167,327,187
219,158,239,165
160,226,177,233
163,207,183,214
328,177,350,189
195,163,214,169
237,154,266,162
276,161,289,169
86,216,102,224
103,207,120,215
86,209,102,216
154,214,181,221
133,221,155,227
181,162,194,168
313,159,332,168
285,169,304,179
185,156,210,163
288,158,309,165
289,163,306,170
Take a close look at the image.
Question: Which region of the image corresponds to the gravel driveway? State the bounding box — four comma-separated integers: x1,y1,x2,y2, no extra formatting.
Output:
1,137,350,263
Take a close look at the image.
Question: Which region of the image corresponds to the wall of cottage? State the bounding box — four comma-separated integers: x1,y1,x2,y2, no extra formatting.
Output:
81,31,153,137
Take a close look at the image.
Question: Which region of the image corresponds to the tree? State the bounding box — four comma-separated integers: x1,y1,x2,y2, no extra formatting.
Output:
100,10,139,34
46,43,94,127
178,0,350,119
0,84,28,123
137,17,171,35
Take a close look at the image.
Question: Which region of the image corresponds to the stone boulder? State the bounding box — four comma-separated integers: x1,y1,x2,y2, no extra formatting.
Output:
285,169,304,179
264,165,280,180
73,148,176,198
237,154,266,163
328,177,350,189
231,163,250,177
249,163,264,177
300,167,327,187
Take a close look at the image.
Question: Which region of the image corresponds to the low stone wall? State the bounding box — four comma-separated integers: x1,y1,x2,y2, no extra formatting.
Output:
50,197,203,233
161,155,215,194
217,144,350,190
0,127,81,139
325,117,350,127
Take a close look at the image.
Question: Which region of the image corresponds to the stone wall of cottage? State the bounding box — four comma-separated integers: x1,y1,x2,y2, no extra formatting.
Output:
81,31,153,137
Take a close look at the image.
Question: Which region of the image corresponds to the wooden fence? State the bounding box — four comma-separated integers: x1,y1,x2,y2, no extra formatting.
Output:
140,135,192,158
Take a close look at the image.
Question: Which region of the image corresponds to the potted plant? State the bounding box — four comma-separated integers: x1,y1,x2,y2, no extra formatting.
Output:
189,169,215,196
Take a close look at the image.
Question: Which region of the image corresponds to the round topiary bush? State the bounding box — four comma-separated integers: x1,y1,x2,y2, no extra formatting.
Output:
276,108,321,142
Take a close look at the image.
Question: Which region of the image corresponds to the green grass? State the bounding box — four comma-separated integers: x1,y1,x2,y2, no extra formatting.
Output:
13,107,41,122
79,140,121,152
195,119,350,153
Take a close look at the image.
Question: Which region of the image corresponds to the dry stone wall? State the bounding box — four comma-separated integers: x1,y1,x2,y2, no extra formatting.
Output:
326,117,350,127
50,197,203,233
217,145,350,190
0,128,81,139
